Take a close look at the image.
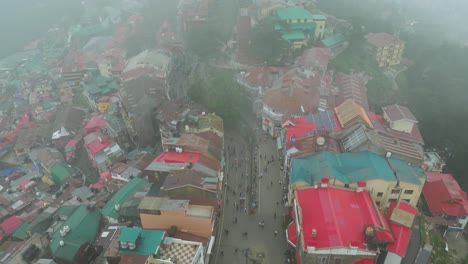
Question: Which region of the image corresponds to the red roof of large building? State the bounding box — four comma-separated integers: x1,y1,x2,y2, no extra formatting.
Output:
386,201,417,257
84,132,113,157
423,173,468,217
365,33,405,48
0,215,23,234
241,66,287,89
290,186,393,250
154,151,201,164
263,85,320,115
297,47,330,71
330,72,370,112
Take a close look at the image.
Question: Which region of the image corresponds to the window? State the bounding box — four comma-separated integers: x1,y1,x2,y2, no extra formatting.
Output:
391,189,400,194
376,201,381,206
377,192,383,197
389,198,398,203
403,199,411,203
344,184,350,188
318,257,328,264
334,259,342,264
404,190,414,195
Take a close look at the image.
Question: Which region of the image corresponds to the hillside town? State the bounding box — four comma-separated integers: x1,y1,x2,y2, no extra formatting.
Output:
0,1,465,264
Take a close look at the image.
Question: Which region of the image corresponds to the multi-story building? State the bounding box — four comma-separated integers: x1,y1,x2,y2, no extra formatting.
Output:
289,150,427,209
262,72,320,137
365,33,405,67
423,172,468,233
138,196,215,239
275,7,326,49
287,184,394,264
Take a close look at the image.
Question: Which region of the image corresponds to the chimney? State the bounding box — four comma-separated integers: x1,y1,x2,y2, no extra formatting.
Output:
321,178,329,188
357,181,366,192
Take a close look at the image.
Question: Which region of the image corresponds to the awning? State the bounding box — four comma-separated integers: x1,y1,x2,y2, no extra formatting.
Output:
277,137,282,150
286,222,297,247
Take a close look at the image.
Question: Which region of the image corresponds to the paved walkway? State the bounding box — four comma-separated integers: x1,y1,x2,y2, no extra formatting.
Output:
214,128,289,264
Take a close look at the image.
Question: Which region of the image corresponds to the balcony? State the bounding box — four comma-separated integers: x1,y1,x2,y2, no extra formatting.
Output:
262,106,283,123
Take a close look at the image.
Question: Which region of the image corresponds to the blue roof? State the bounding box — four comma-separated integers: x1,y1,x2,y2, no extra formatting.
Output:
387,157,426,184
277,7,314,21
290,151,397,185
118,227,165,255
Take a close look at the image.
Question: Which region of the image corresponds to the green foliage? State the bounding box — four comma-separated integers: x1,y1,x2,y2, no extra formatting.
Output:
185,25,221,60
430,230,455,264
249,19,290,66
188,68,250,128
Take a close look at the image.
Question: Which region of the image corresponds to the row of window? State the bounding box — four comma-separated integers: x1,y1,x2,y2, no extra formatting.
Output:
376,189,414,196
376,198,411,206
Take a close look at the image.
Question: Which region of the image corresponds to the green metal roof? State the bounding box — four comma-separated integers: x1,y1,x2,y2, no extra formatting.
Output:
290,151,397,185
281,31,306,41
118,227,165,255
277,7,314,21
321,33,346,48
50,205,101,262
12,223,29,240
56,205,79,217
311,14,327,20
119,227,141,243
275,22,316,31
50,162,79,186
101,177,147,219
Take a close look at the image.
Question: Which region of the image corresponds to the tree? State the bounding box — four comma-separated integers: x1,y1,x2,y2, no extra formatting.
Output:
188,68,250,127
185,24,221,60
249,18,290,66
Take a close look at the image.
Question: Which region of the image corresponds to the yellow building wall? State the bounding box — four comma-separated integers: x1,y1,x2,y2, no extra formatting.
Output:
140,207,213,238
99,102,110,113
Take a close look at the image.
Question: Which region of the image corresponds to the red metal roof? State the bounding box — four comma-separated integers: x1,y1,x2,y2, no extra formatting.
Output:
295,186,393,250
154,151,201,164
297,47,330,71
84,115,107,132
332,72,370,112
0,215,23,234
85,137,112,157
386,202,417,257
423,173,468,217
241,66,287,88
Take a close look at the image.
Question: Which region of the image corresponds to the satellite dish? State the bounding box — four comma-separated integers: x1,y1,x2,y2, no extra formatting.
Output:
316,136,325,146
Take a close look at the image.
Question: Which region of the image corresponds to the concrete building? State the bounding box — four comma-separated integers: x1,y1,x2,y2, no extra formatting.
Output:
139,196,215,239
423,172,468,232
274,7,320,49
365,33,405,67
287,185,393,264
289,151,426,209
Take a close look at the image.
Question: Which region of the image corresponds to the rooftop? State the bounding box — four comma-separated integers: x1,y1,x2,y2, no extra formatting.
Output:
382,104,418,123
297,47,330,71
386,202,417,257
101,177,147,219
365,32,405,48
290,186,392,250
423,173,468,217
0,215,23,235
118,227,165,255
263,85,320,114
49,205,101,262
138,197,190,211
332,72,370,112
290,151,397,185
276,7,314,21
321,33,346,48
159,237,202,264
335,99,373,128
